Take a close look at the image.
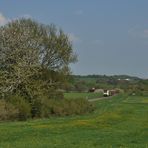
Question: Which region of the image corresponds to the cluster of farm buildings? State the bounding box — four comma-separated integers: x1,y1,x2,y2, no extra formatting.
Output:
88,87,120,97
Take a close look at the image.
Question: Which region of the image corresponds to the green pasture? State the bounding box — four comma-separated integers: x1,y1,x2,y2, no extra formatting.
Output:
0,94,148,148
64,92,103,99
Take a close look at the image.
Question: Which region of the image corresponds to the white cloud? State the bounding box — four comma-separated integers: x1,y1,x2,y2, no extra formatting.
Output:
0,13,9,26
68,33,81,43
128,25,148,38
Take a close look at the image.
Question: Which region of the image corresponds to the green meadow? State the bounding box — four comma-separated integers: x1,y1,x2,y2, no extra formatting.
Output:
64,92,103,99
0,94,148,148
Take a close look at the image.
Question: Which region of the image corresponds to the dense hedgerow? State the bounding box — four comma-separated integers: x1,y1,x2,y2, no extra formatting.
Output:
0,95,95,121
0,99,18,121
8,95,32,120
40,98,95,117
30,97,95,118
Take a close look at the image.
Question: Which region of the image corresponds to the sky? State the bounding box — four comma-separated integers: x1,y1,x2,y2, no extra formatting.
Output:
0,0,148,78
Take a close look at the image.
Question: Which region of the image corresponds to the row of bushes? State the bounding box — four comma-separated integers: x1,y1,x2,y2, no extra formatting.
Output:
45,98,95,116
0,96,95,121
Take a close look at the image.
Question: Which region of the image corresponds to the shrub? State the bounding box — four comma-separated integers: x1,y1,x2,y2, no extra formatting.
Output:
29,97,94,118
17,99,32,120
8,95,31,121
40,98,95,117
31,98,42,118
0,100,18,121
30,91,64,118
0,94,95,121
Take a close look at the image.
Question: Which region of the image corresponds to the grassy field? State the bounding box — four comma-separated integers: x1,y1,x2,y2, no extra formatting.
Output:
0,94,148,148
64,92,103,99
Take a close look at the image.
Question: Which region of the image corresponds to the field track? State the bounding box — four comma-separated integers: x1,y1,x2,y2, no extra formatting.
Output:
88,95,114,102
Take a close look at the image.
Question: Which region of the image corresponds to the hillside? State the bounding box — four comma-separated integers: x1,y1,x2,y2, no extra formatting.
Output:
66,75,148,95
73,74,141,84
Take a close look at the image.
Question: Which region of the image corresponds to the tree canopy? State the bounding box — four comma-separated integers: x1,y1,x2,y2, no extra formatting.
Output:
0,18,77,99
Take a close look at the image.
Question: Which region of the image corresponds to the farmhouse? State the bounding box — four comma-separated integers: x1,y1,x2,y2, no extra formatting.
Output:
88,87,96,92
89,88,104,93
103,89,120,97
94,89,104,93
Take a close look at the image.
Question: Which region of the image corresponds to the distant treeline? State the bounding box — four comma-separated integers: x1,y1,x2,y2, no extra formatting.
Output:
73,74,141,81
65,75,148,95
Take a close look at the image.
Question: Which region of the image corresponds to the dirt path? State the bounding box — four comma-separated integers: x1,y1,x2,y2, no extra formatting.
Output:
88,96,113,102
